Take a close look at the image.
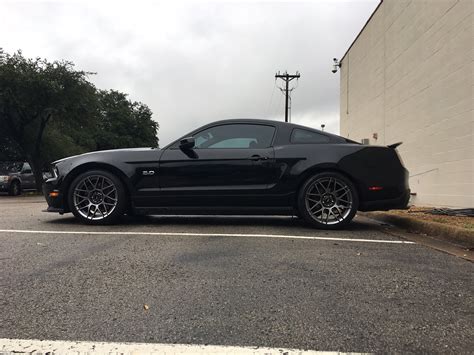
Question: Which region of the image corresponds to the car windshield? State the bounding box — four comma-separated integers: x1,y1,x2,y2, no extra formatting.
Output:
0,162,22,174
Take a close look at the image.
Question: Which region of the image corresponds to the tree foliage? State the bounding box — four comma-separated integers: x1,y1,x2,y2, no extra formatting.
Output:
95,90,158,150
0,49,159,190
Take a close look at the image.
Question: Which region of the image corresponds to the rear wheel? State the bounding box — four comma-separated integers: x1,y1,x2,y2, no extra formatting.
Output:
8,180,21,196
68,170,127,225
297,172,358,229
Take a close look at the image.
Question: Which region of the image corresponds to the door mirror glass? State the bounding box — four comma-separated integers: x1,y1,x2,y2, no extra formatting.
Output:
179,137,195,150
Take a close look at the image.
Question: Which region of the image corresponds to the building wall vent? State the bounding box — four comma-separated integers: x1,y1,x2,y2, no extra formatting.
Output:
361,138,370,145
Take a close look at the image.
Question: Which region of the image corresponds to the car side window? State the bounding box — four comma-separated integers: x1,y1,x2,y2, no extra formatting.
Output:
291,128,330,144
21,163,32,174
194,124,275,149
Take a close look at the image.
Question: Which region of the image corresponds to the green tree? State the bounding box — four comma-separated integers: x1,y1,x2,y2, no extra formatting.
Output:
0,49,98,189
94,90,159,150
0,130,23,161
0,49,159,191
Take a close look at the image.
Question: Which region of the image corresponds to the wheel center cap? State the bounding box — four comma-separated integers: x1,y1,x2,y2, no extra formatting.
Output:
90,191,103,204
322,194,335,207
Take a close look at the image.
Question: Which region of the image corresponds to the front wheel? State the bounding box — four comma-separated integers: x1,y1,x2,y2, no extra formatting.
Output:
68,170,127,225
8,180,21,196
297,172,358,229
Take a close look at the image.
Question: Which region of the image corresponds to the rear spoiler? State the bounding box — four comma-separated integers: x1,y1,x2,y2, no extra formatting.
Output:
387,142,402,149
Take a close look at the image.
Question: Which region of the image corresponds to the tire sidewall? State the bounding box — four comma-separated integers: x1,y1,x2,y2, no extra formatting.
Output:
9,180,21,196
297,172,359,230
68,170,127,225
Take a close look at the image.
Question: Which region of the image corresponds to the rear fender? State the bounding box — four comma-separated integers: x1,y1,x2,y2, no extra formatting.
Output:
294,164,363,206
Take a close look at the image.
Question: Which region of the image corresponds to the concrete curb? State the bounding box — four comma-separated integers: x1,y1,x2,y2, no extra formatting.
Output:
361,212,474,248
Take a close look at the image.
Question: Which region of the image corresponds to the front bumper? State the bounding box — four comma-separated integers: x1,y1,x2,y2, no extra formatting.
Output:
42,178,66,213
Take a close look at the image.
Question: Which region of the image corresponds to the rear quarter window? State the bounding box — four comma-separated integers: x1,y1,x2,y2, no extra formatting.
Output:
291,128,330,144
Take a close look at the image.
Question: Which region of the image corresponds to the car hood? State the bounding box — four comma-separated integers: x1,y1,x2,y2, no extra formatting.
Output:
0,171,19,176
52,148,159,165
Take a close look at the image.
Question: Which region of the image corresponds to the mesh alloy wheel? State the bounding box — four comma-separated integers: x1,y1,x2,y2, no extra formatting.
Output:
72,174,119,221
298,172,358,229
305,177,353,225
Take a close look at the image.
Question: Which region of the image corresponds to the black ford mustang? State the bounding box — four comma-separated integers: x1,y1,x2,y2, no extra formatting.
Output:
43,119,409,229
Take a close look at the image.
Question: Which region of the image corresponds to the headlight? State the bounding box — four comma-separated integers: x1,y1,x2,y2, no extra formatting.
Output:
51,166,59,178
0,176,9,182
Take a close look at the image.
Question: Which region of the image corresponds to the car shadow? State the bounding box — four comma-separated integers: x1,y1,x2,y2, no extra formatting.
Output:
44,214,374,232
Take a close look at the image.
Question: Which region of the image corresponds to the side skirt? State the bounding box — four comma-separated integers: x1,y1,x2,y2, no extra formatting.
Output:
133,206,296,216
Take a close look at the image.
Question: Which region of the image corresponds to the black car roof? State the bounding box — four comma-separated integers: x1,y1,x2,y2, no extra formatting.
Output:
165,118,354,149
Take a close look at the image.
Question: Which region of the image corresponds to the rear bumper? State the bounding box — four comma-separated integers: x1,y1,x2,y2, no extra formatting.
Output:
359,189,410,212
42,178,66,213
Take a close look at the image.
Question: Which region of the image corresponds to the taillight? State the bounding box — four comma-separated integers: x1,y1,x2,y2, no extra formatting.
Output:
368,186,383,191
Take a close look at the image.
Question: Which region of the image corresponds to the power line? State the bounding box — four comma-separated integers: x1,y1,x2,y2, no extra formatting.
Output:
276,94,284,117
265,78,277,117
275,71,300,122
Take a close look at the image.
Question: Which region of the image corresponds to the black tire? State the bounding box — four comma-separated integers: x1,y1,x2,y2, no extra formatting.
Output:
68,170,127,225
8,180,21,196
297,171,358,230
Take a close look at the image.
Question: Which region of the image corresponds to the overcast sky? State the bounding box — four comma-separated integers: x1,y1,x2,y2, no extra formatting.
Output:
1,0,379,146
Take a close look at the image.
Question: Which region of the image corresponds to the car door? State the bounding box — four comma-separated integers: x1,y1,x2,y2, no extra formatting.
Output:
158,123,279,207
20,163,36,189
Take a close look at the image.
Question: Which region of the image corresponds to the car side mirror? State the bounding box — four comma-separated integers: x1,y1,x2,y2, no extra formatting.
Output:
179,137,195,150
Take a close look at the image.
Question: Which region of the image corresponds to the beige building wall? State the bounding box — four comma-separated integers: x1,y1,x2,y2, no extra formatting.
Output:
340,0,473,208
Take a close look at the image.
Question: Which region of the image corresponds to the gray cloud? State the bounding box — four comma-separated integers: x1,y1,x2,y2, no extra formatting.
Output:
1,0,378,146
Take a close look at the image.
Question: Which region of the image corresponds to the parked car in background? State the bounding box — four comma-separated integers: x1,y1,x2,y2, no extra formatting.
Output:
0,162,37,195
43,119,410,228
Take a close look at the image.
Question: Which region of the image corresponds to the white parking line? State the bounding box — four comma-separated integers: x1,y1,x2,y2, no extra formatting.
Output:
0,229,415,244
0,338,366,354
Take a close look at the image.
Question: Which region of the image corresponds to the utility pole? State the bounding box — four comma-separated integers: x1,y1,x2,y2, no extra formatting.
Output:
275,71,300,122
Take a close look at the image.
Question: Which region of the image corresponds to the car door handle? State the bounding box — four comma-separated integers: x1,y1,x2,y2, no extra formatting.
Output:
248,155,269,161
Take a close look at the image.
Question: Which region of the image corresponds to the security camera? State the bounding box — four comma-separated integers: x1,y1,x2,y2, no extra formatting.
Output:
332,58,341,73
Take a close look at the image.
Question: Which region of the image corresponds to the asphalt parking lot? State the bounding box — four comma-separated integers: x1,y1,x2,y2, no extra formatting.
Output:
1,195,473,353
